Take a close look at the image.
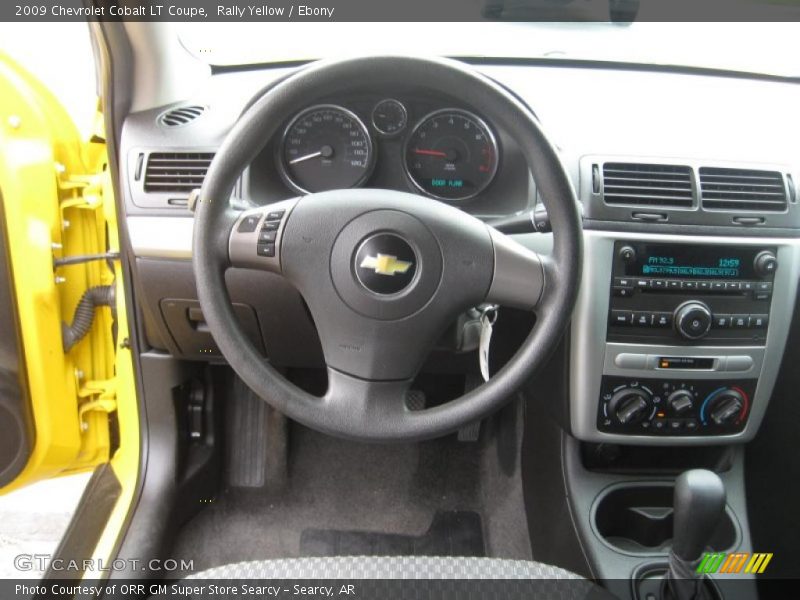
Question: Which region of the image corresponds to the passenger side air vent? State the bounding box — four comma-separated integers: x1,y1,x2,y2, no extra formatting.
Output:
602,163,694,208
699,167,787,212
143,152,214,194
158,105,206,127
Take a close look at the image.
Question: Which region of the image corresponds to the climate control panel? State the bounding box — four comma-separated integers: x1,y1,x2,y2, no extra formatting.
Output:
597,376,755,436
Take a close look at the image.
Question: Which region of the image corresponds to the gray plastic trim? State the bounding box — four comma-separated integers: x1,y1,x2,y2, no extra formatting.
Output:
570,229,800,445
604,345,764,378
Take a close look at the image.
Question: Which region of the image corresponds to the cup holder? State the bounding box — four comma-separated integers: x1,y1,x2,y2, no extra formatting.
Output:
592,482,738,555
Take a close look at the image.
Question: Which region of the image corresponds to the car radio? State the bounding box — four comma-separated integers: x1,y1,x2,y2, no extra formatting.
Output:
607,241,776,345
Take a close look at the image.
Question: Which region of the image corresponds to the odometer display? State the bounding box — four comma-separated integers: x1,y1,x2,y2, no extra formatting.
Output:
404,109,499,201
280,105,374,194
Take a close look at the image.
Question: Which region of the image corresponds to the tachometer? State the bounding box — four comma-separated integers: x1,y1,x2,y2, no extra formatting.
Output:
280,105,374,194
404,109,499,201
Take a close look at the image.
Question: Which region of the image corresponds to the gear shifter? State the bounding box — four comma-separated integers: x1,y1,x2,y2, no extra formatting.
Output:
664,469,726,600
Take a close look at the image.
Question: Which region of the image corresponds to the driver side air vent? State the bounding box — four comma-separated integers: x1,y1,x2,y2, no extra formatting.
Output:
158,105,206,127
699,167,787,212
602,163,694,208
144,152,214,193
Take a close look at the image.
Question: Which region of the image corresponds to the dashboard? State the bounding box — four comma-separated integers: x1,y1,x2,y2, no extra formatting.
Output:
121,60,800,447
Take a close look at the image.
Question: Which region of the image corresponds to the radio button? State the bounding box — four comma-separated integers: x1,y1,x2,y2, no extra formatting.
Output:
667,280,681,290
741,281,755,291
731,315,748,328
697,281,712,291
681,280,698,290
610,310,633,326
652,279,667,289
613,287,634,297
713,314,732,328
711,281,726,291
755,282,773,292
749,314,768,328
635,278,650,289
654,312,672,327
754,291,772,301
725,281,742,291
614,277,634,288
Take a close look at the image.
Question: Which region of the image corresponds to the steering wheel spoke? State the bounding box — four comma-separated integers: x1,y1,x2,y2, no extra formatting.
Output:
485,228,546,310
323,368,413,437
228,198,299,272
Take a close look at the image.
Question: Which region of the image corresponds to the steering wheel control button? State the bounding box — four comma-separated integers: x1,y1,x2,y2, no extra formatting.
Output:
258,230,277,243
237,215,260,233
266,210,285,221
262,221,280,231
257,243,275,258
355,234,417,295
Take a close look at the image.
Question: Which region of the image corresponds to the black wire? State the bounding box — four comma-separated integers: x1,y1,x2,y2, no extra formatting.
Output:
53,252,120,267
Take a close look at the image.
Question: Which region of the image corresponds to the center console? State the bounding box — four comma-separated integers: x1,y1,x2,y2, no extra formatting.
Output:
570,231,800,445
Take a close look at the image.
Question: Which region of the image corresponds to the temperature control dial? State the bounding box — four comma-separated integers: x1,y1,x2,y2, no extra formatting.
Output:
704,388,747,426
608,387,652,425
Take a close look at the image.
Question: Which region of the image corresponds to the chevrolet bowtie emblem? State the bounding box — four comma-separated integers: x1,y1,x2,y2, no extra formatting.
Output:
359,254,413,276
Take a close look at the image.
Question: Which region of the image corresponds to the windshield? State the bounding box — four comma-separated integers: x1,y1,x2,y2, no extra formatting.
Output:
177,22,800,78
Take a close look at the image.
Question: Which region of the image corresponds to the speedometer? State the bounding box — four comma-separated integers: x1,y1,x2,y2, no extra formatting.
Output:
280,105,374,194
404,109,499,201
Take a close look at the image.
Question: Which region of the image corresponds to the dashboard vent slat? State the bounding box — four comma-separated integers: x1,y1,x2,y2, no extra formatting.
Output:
602,163,693,208
159,105,206,127
143,152,214,194
699,167,787,212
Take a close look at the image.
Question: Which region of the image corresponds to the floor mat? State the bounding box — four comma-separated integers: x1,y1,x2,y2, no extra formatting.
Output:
300,510,485,557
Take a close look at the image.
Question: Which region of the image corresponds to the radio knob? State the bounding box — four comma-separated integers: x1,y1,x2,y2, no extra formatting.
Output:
667,389,694,415
618,245,637,263
707,389,745,426
753,250,778,278
609,388,652,425
674,301,712,340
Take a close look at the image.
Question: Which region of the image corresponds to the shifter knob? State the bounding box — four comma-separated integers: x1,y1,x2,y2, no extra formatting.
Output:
672,469,726,561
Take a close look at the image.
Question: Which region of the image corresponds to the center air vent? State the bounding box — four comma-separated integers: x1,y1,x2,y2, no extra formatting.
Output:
144,152,214,194
158,105,206,127
699,167,787,212
602,163,694,208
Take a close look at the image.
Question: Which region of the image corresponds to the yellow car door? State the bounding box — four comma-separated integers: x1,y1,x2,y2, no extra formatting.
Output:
0,48,138,538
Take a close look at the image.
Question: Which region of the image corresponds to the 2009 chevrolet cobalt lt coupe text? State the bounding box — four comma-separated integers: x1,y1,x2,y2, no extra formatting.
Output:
1,14,798,600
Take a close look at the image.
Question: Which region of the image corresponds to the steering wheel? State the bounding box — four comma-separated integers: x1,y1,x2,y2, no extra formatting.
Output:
192,56,582,442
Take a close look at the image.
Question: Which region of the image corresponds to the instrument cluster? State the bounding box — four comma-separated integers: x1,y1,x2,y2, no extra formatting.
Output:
276,98,501,203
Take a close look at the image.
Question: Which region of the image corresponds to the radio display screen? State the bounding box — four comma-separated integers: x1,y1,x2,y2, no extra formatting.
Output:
631,244,758,280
